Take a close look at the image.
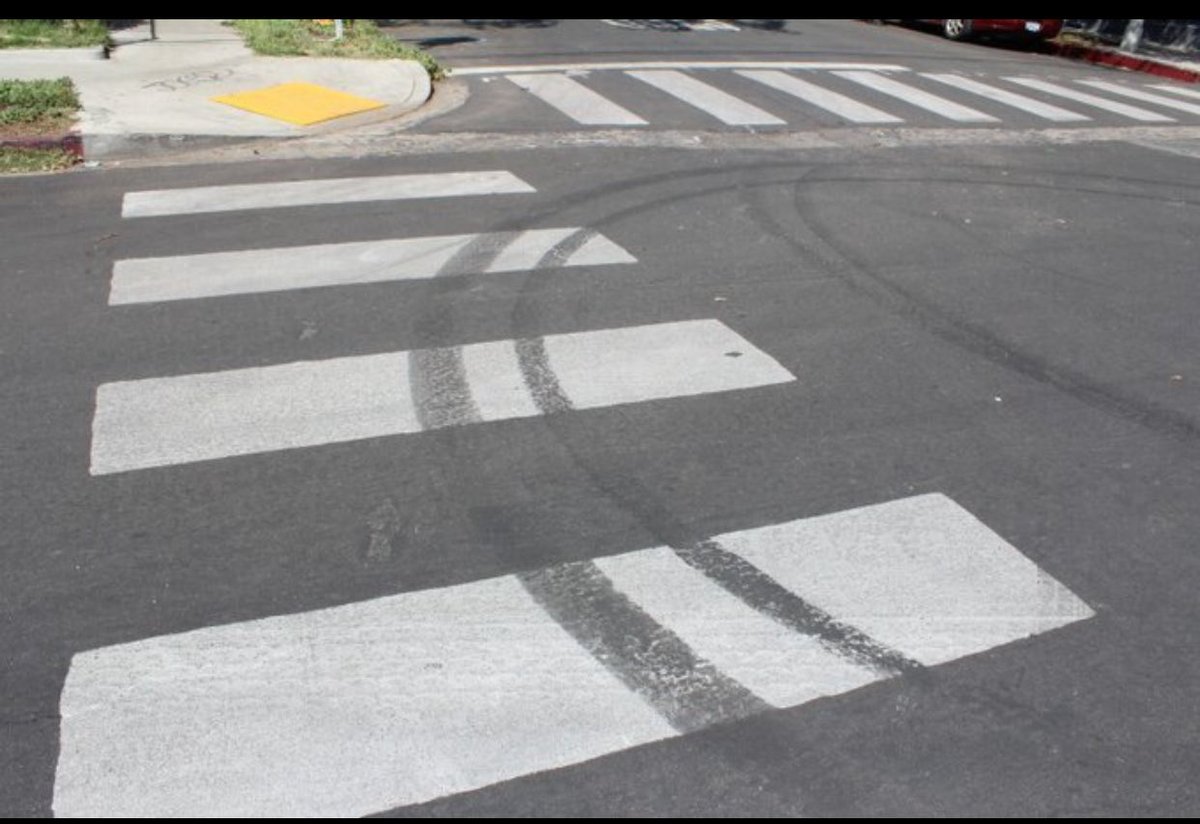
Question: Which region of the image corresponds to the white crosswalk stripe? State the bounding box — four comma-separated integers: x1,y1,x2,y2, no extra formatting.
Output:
832,70,999,122
121,171,536,218
453,62,914,76
626,69,785,125
467,66,1200,130
89,320,795,475
736,69,903,124
1149,83,1200,102
920,73,1090,122
1003,77,1175,122
507,73,648,125
53,493,1093,817
109,229,635,305
1077,79,1200,116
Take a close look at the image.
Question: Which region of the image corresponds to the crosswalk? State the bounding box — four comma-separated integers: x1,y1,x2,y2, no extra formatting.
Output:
90,320,792,474
59,162,1097,815
55,494,1092,816
456,63,1200,130
109,228,635,304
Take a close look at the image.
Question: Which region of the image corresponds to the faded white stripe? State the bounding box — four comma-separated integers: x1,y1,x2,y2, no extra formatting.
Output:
89,320,795,474
920,73,1089,122
563,233,640,267
1148,83,1200,102
453,61,913,76
459,339,541,422
832,71,998,122
121,171,536,218
109,229,636,305
507,73,647,125
722,493,1095,666
90,353,415,475
1077,79,1200,116
595,547,878,707
1004,77,1175,122
545,319,794,411
54,575,675,817
54,494,1094,817
625,70,785,125
736,69,903,124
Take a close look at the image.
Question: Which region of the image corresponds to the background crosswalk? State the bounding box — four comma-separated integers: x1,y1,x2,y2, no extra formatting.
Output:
452,64,1200,131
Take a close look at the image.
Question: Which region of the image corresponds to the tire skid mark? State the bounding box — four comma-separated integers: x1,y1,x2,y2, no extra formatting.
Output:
675,540,921,676
514,228,598,415
518,559,771,733
777,171,1200,446
407,232,525,429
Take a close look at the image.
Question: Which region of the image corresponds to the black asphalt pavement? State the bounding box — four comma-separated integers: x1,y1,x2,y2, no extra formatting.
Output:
4,18,1200,818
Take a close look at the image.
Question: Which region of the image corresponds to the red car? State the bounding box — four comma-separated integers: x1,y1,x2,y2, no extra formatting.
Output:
925,19,1063,42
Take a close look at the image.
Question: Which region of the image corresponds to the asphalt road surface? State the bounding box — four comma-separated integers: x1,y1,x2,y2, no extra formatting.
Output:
3,19,1200,818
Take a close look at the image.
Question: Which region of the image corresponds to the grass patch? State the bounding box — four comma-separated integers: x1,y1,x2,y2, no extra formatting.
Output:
230,19,444,79
0,77,80,124
0,146,77,173
0,19,109,49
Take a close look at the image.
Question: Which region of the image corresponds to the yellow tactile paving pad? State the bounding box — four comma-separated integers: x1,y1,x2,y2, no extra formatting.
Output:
212,82,386,126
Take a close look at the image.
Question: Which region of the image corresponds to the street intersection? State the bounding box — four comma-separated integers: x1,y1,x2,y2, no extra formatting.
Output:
3,19,1200,817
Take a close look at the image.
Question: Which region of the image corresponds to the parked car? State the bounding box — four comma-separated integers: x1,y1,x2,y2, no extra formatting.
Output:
924,19,1063,42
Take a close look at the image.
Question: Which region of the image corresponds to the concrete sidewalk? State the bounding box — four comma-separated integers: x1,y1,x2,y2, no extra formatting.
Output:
0,20,432,160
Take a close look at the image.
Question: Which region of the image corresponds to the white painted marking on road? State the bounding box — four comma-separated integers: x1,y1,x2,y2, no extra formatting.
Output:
736,69,903,124
560,232,640,267
723,494,1095,665
109,229,636,305
1004,77,1175,122
544,319,793,411
452,61,913,77
89,319,794,474
1149,83,1200,102
920,73,1090,122
507,73,647,125
625,69,785,126
483,228,635,272
594,547,878,707
1077,79,1200,117
54,493,1093,816
460,339,542,422
53,575,676,817
832,71,999,122
121,171,536,218
90,353,415,475
687,20,741,32
1130,138,1200,160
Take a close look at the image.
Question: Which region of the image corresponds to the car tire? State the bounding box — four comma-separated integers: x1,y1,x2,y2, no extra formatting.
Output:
942,19,973,40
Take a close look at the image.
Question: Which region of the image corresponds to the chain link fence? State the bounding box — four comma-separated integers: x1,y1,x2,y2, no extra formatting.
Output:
1064,19,1200,56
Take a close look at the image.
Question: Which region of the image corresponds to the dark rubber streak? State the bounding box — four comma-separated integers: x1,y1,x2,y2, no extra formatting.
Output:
513,228,597,414
407,232,525,429
409,346,483,430
675,540,922,675
515,337,572,415
518,559,771,733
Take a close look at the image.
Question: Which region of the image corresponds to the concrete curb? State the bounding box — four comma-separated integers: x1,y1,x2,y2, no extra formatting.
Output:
0,45,106,64
0,131,84,157
79,59,434,161
1049,41,1200,83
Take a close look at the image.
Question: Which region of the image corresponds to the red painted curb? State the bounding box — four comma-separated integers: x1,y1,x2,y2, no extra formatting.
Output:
0,131,84,157
1050,42,1200,84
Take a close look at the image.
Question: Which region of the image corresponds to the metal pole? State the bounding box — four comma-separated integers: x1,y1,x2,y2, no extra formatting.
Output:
334,19,344,40
150,19,156,40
